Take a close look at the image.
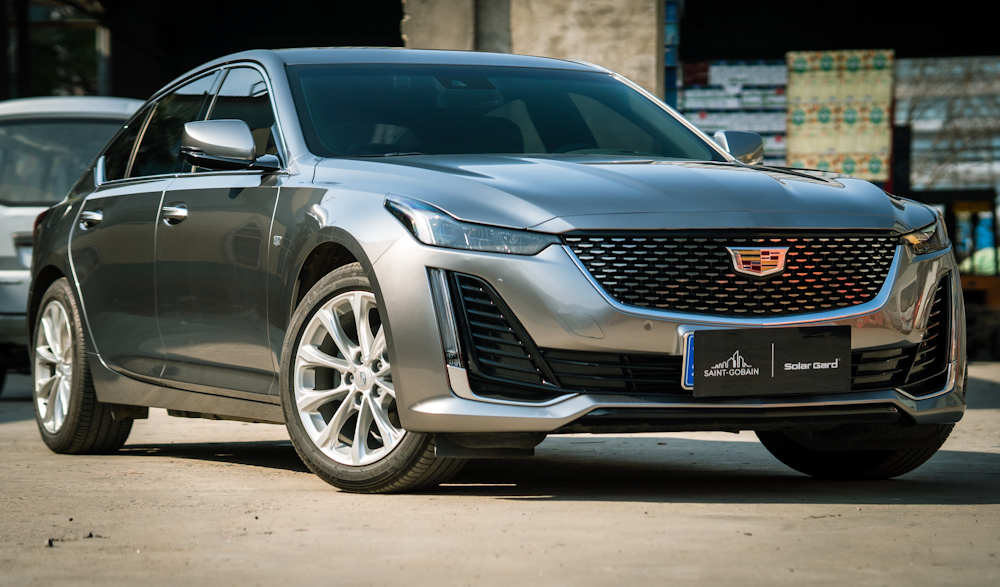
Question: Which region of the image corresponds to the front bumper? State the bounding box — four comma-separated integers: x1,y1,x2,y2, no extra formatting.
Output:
374,236,965,433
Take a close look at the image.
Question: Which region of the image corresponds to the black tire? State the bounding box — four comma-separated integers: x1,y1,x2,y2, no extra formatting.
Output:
756,425,953,480
0,368,6,397
33,278,132,454
279,263,466,493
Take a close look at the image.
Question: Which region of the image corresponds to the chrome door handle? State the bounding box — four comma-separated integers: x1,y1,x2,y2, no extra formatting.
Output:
79,210,103,229
161,203,188,225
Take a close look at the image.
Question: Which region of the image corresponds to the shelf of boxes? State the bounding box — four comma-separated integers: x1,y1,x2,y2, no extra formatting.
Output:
679,61,788,166
785,50,894,181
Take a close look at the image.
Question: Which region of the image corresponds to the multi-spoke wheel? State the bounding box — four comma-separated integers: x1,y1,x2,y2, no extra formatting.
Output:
33,278,133,454
35,299,74,434
294,290,402,466
280,263,466,493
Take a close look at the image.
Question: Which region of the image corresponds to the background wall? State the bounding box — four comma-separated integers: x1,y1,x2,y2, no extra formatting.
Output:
404,0,665,97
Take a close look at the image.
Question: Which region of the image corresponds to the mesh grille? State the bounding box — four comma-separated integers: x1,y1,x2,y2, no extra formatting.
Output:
565,232,898,316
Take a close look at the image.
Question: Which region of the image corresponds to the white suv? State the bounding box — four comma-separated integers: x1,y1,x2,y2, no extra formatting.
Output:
0,96,140,392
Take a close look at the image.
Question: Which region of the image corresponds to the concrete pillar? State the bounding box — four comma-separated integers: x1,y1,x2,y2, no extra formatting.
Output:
509,0,664,97
401,0,475,51
475,0,511,54
401,0,665,98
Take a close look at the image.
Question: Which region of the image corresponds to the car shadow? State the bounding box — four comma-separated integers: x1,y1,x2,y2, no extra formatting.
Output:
112,434,1000,505
0,396,34,423
968,376,1000,409
117,441,312,473
434,436,1000,504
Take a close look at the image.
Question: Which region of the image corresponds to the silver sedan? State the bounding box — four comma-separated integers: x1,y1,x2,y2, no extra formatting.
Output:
29,49,964,492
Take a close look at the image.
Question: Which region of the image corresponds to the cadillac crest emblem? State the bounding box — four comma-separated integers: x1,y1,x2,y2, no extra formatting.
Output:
726,247,789,277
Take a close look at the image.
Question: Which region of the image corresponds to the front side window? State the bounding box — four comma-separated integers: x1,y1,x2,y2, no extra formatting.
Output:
286,64,721,161
0,118,125,205
129,72,219,178
209,67,277,158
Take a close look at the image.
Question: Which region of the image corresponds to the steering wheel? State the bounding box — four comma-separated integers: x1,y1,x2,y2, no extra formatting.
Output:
552,143,599,153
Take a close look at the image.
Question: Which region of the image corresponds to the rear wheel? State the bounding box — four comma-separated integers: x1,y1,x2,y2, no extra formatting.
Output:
280,263,465,493
756,425,953,480
33,278,132,454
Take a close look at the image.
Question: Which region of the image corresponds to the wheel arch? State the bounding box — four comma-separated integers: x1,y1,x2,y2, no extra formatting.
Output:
287,228,399,386
28,265,66,345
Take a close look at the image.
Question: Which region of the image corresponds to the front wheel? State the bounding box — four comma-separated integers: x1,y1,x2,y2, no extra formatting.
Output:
279,263,465,493
756,425,953,480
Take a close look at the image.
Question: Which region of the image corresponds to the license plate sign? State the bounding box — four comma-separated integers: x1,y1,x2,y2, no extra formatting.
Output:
689,326,851,397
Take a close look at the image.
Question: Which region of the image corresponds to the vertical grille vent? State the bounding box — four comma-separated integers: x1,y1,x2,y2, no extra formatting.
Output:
901,276,952,396
450,274,549,386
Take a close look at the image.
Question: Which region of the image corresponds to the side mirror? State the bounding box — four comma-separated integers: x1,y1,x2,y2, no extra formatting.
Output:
713,130,764,165
180,120,280,172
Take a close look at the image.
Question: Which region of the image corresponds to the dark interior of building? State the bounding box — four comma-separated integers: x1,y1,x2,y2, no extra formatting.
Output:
679,0,995,62
0,1,994,100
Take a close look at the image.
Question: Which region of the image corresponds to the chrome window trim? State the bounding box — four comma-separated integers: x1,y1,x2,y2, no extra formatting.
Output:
562,243,905,326
91,167,283,192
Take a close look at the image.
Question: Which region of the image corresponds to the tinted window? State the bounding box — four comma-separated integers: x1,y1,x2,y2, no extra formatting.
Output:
0,118,125,205
103,108,150,182
129,72,218,177
286,64,720,161
209,67,277,158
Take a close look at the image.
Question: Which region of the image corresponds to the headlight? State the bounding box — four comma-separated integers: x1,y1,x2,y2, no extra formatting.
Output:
901,217,949,255
385,195,559,255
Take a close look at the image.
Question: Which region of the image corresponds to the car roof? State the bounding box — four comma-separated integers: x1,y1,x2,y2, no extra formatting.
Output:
0,96,143,121
163,48,610,94
273,47,608,71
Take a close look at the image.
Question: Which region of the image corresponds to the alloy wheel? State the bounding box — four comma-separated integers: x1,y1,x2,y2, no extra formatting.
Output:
294,291,402,466
35,300,74,434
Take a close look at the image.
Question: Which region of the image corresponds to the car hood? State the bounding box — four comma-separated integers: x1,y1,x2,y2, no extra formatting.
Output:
312,155,934,233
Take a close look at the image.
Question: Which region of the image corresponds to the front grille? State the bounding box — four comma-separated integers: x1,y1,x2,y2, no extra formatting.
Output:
565,232,898,316
900,276,951,397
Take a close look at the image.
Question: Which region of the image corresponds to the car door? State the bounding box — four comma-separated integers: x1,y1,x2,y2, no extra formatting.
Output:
154,66,282,395
70,72,219,379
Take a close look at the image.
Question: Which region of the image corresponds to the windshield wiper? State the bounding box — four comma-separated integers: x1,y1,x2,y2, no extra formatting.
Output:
351,152,425,158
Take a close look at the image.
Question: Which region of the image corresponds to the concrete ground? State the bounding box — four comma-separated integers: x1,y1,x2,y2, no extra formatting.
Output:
0,367,998,587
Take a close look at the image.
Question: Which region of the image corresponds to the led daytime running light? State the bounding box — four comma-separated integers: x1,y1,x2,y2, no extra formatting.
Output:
385,195,559,255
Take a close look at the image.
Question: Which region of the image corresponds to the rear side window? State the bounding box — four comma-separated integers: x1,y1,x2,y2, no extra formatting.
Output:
103,107,150,182
129,72,219,178
208,67,277,158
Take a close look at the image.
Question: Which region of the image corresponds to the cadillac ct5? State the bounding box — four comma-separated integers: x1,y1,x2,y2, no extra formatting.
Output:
28,49,965,493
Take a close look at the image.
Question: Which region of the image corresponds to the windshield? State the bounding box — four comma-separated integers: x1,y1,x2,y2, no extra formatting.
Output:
287,64,722,160
0,118,123,206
